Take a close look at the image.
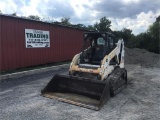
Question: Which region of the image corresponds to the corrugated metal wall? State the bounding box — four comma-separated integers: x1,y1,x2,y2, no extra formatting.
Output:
0,15,85,71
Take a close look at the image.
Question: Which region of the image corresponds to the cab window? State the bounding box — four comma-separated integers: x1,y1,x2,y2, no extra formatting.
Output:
109,37,113,48
97,37,105,45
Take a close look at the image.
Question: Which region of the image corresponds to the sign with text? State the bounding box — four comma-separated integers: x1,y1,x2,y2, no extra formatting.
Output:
25,29,50,48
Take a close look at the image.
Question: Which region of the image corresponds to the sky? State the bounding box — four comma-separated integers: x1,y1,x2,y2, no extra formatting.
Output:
0,0,160,35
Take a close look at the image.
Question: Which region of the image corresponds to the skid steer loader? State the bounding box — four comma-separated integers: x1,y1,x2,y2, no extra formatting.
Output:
41,32,127,110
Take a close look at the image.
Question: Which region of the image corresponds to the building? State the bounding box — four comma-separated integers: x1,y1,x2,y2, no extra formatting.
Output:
0,14,87,71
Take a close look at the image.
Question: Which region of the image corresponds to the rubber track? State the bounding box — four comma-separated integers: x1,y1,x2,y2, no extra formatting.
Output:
107,68,127,97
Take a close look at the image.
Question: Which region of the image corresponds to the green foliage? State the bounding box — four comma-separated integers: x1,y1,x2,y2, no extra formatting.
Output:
28,15,40,21
112,28,133,46
70,16,111,31
93,17,111,32
11,12,17,16
56,15,159,54
113,15,160,54
71,24,88,29
75,24,85,28
146,17,160,53
129,16,160,54
87,25,96,31
52,16,111,32
60,17,70,25
53,21,61,25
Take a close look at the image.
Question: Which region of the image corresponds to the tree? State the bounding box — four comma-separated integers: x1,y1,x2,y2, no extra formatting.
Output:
127,15,160,53
11,12,17,16
93,17,111,32
53,21,61,25
28,15,40,21
134,33,151,49
121,28,132,45
87,25,96,31
156,15,160,22
112,28,133,46
146,15,160,53
60,17,70,25
74,24,90,29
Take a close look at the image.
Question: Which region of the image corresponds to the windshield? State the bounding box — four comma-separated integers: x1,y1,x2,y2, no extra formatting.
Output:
97,37,105,45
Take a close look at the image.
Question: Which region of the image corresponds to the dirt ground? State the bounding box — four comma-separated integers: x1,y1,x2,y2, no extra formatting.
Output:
0,48,160,120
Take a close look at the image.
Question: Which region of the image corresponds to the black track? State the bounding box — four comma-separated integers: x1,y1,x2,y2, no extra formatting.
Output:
107,67,127,97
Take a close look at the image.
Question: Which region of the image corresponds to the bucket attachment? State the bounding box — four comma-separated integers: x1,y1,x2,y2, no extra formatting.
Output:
41,74,110,110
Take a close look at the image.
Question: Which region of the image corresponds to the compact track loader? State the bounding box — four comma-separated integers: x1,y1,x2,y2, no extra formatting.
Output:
41,32,127,110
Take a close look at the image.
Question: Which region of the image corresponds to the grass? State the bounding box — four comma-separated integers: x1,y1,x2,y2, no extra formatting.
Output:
0,61,71,75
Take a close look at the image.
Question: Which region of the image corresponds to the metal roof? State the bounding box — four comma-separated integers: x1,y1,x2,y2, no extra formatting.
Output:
0,13,93,32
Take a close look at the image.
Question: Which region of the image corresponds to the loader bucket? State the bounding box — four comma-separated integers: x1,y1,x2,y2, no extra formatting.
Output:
41,74,110,110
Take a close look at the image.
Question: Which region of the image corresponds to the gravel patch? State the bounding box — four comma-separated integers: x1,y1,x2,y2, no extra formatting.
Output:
0,48,160,120
0,64,160,120
125,47,160,68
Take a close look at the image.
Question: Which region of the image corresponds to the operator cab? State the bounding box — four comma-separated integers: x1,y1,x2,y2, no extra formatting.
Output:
79,32,116,68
